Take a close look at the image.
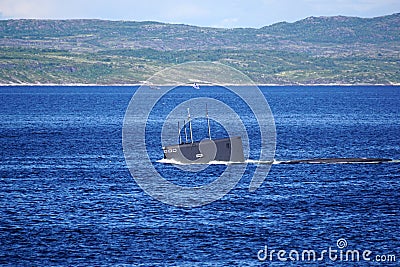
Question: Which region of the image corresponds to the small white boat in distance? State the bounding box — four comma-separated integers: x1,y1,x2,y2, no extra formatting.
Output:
192,83,200,89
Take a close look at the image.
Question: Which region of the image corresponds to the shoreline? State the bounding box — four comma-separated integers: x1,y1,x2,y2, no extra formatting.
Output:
0,83,399,87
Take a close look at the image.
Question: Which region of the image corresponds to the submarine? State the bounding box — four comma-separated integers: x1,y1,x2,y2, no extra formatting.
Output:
162,106,245,164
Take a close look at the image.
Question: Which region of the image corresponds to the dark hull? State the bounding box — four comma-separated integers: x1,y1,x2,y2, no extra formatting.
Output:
278,158,392,164
163,136,245,164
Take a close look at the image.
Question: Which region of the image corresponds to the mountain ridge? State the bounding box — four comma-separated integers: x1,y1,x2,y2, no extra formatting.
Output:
0,13,399,85
262,13,400,43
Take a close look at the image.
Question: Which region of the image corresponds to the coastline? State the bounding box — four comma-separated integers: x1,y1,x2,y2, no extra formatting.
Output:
0,83,399,87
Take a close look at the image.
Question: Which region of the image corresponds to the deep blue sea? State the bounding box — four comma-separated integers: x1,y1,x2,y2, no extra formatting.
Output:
0,86,399,266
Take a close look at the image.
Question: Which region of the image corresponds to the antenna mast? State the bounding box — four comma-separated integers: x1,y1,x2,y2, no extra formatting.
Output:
187,108,193,144
206,104,211,140
184,120,188,143
178,121,182,144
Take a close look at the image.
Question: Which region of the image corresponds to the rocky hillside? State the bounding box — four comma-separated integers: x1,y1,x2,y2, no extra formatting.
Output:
0,13,399,84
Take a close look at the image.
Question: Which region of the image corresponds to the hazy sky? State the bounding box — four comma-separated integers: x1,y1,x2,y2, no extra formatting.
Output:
0,0,399,28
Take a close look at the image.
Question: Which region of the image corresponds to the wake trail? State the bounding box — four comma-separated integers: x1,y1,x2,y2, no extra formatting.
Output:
157,158,398,165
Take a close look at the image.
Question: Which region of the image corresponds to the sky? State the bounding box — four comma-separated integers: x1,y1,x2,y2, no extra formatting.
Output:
0,0,399,28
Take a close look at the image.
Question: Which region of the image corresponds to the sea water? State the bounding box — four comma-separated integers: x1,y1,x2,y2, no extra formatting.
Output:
0,86,399,266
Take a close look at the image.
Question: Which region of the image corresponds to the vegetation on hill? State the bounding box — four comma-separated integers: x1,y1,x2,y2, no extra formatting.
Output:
0,13,399,85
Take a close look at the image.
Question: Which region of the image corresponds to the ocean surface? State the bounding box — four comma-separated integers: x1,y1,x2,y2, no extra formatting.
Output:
0,85,399,266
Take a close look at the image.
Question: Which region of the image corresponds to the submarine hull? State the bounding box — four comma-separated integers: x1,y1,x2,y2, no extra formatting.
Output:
163,136,245,164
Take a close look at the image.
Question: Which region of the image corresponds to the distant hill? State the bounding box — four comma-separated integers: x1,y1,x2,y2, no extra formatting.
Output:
0,13,399,85
263,13,400,43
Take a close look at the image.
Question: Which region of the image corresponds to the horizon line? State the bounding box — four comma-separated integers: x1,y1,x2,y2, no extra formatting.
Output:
1,12,399,29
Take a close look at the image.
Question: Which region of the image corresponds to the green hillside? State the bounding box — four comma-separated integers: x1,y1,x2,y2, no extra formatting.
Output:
0,13,399,85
